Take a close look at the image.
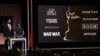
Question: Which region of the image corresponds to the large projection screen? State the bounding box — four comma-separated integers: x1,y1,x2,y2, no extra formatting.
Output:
38,6,100,43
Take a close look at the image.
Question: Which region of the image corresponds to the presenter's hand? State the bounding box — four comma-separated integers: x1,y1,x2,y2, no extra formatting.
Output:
18,35,23,38
13,36,16,38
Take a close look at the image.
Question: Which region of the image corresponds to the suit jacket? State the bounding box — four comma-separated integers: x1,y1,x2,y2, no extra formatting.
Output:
3,23,13,38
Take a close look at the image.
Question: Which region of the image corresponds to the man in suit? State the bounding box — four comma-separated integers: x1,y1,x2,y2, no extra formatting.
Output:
3,19,13,50
3,19,13,38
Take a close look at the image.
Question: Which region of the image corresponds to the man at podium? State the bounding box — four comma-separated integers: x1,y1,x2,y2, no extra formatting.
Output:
13,23,25,52
14,23,25,38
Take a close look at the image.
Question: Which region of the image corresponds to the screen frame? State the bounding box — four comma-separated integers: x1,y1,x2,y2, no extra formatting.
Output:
32,0,100,49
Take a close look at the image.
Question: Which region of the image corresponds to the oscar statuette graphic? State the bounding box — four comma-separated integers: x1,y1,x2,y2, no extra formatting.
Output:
63,7,80,41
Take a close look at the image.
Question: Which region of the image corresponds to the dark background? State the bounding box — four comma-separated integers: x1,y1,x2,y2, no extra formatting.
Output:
0,0,28,38
0,0,29,48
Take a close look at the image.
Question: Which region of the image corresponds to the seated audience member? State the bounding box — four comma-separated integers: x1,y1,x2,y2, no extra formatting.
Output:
53,50,61,56
79,50,100,56
45,49,54,56
27,47,33,56
33,47,41,56
6,45,20,56
14,23,24,38
40,49,46,56
62,50,70,56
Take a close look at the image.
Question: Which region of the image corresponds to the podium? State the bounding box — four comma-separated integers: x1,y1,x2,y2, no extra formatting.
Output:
9,38,27,56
